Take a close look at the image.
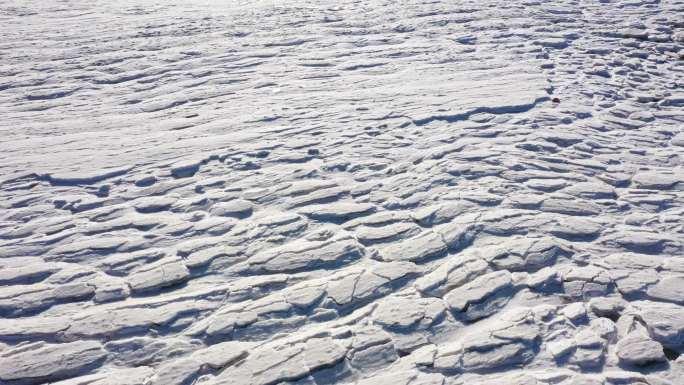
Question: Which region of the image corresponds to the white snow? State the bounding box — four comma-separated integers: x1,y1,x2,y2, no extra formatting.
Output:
1,0,684,384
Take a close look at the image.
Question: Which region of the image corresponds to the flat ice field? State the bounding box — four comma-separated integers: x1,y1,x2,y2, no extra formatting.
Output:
0,0,683,384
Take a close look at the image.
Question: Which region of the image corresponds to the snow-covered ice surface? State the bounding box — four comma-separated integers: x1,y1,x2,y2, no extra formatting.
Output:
1,0,684,384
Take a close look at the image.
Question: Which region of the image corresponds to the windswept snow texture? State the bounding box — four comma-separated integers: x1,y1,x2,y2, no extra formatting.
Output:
1,0,684,384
